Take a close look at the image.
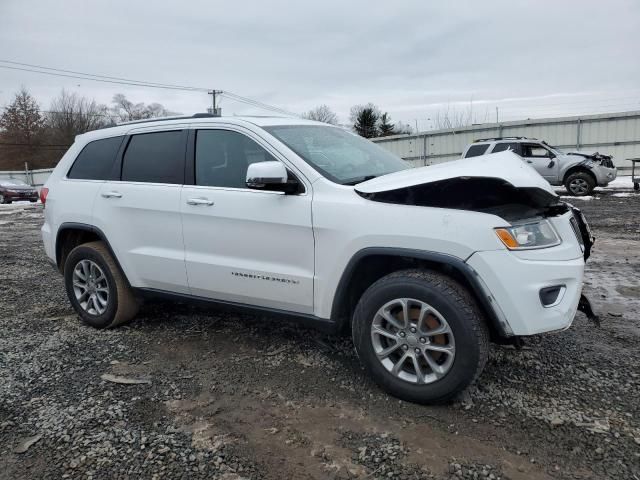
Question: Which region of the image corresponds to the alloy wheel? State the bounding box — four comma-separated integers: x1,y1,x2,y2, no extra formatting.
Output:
569,178,589,195
370,298,455,384
72,259,109,315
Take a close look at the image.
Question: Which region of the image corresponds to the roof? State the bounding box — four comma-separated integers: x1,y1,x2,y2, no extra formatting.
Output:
473,136,537,143
76,115,323,142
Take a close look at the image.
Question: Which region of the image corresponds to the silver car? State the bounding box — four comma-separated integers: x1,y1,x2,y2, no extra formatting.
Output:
462,137,617,196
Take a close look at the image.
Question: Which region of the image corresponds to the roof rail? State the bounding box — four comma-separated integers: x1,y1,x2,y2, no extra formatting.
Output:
474,136,534,142
117,113,218,126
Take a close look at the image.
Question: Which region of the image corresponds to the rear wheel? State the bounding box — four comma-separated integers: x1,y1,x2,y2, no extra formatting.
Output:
352,269,489,404
565,171,596,196
64,241,138,328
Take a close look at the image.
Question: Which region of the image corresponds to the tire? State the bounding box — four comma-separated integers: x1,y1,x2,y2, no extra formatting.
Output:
634,182,639,191
0,194,10,204
564,171,596,196
64,241,138,328
352,269,489,404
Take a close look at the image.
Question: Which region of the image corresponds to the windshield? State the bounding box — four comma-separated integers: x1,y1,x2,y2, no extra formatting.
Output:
542,142,562,154
265,125,409,185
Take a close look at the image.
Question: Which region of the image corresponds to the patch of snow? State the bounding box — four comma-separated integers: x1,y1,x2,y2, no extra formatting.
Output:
612,192,637,197
560,196,596,201
595,176,633,190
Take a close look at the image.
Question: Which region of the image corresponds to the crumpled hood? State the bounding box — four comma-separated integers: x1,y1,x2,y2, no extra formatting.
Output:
355,151,556,195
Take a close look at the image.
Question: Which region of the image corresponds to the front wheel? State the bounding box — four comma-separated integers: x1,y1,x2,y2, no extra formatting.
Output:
352,269,489,404
565,171,596,196
64,241,139,328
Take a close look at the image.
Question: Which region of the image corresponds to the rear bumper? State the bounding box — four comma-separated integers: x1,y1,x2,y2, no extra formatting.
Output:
467,251,584,336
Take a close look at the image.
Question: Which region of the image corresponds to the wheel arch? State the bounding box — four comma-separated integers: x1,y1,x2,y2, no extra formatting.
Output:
330,248,512,340
562,165,596,185
55,223,129,284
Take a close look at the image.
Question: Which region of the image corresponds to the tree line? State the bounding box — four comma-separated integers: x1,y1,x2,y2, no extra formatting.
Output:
302,103,412,138
0,88,414,170
0,88,176,169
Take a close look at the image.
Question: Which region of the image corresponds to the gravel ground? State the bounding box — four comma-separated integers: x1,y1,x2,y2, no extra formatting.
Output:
1,187,639,480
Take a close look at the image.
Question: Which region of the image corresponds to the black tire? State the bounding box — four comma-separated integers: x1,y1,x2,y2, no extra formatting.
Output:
64,241,139,328
0,194,10,204
564,171,596,196
634,182,639,191
352,269,489,404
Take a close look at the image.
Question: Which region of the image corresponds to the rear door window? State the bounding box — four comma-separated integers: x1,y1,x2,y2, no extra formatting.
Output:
67,136,123,180
464,144,489,158
121,130,186,184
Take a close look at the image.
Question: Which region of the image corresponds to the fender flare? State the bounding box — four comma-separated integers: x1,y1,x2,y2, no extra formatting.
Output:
330,247,512,338
55,222,129,283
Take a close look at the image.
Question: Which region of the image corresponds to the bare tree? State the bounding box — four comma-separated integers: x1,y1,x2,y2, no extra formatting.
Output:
47,90,111,144
394,122,414,135
0,87,45,145
431,101,490,130
302,104,338,125
110,94,176,122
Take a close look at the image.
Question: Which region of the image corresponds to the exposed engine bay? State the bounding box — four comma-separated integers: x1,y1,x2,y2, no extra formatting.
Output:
356,176,570,222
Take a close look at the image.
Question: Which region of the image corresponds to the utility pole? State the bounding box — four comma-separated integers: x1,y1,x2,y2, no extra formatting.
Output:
208,90,223,116
495,106,499,124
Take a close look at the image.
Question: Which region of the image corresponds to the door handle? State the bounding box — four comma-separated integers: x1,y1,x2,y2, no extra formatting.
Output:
187,197,214,206
526,160,533,164
101,191,122,198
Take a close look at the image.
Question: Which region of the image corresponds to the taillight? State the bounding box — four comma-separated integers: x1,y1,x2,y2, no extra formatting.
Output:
40,187,49,206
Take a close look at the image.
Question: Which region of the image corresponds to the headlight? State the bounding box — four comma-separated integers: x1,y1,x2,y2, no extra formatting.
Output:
495,219,561,250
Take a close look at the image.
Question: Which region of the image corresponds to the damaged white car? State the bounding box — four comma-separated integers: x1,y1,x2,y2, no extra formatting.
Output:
41,117,596,404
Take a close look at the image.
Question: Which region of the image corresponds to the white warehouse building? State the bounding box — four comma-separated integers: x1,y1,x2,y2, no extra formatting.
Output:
372,110,640,173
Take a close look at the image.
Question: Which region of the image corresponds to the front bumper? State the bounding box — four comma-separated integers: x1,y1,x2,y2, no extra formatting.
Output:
467,250,584,336
594,166,617,186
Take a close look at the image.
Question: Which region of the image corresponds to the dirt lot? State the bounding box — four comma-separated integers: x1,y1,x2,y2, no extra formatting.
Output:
1,186,639,480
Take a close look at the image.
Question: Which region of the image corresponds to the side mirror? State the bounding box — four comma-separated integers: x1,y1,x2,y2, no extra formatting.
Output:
246,161,298,193
548,160,555,168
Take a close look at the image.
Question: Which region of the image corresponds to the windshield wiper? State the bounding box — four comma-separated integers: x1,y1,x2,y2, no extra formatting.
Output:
342,175,378,186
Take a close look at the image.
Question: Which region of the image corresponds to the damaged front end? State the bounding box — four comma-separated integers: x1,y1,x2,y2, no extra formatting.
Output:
567,151,615,169
355,152,600,330
354,152,594,260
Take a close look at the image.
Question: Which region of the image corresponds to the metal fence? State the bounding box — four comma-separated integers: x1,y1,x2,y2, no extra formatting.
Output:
372,110,640,172
0,166,54,191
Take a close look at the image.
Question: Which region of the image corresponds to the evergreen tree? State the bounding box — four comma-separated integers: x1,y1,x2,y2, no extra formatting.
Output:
378,112,396,136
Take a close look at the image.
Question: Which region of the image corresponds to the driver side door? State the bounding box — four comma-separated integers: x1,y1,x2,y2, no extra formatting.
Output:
180,127,315,314
521,143,559,182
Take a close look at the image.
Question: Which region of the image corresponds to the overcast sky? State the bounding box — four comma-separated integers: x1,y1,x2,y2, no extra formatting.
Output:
1,0,639,130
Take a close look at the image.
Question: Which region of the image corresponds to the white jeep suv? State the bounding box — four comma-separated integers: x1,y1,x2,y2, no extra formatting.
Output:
41,115,594,404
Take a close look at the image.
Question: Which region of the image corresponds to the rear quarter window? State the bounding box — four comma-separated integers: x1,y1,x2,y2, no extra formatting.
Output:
464,144,490,158
67,136,124,180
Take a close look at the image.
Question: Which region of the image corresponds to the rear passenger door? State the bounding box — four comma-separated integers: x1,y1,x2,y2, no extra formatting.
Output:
180,127,315,314
92,129,190,293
